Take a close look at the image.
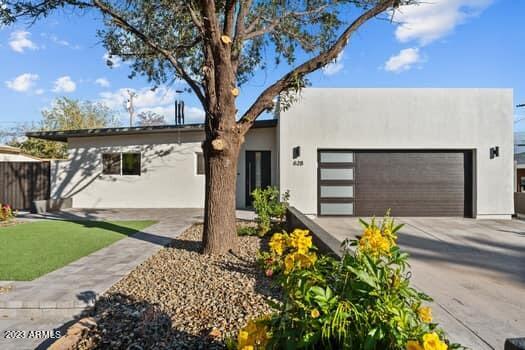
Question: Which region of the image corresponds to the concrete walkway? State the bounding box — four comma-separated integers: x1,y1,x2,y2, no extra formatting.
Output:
0,208,204,350
313,216,525,350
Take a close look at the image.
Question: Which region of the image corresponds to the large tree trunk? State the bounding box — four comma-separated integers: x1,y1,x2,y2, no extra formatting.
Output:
202,122,241,255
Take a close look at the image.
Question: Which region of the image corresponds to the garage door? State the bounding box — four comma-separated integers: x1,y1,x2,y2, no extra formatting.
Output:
318,150,473,217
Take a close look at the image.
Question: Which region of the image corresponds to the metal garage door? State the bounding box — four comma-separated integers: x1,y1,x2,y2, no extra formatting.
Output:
318,150,473,217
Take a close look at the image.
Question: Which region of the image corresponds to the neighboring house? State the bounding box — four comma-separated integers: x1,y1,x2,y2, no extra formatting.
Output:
0,144,42,162
27,88,514,219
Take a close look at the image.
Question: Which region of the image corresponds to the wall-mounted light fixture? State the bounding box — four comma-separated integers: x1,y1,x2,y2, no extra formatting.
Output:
293,146,301,159
490,146,499,159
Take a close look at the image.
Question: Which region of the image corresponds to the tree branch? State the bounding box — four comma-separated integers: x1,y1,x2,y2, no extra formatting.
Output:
232,0,252,73
237,0,397,135
243,5,330,41
92,0,207,108
223,0,237,37
187,3,204,33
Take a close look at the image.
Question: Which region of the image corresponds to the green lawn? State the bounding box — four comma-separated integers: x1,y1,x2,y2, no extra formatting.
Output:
0,220,156,281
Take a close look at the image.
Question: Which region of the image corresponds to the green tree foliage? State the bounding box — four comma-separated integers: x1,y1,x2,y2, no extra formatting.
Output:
9,97,117,159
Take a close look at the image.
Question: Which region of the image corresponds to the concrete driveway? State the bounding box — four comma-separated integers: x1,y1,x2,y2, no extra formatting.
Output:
312,216,525,350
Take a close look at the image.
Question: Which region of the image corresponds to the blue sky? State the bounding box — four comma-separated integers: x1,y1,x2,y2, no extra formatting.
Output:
0,0,524,133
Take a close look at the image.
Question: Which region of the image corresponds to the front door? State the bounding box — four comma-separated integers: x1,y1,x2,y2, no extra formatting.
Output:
245,151,271,207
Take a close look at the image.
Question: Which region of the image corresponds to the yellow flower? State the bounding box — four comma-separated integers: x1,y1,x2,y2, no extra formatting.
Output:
406,340,424,350
284,253,295,274
423,333,447,350
310,308,320,318
237,319,270,350
288,229,312,254
359,227,392,257
237,330,249,345
418,306,433,323
284,252,316,274
269,233,287,255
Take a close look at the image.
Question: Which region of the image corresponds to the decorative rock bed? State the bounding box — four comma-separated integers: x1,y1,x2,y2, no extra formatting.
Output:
73,224,279,349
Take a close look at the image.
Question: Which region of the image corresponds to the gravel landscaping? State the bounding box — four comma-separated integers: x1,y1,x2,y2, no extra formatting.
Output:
78,223,280,349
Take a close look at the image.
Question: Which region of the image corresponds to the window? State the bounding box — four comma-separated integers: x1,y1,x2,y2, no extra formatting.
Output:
122,153,141,175
102,152,141,176
196,152,205,175
102,153,120,175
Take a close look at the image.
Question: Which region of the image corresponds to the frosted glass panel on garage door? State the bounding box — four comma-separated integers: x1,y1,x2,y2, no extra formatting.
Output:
320,152,353,163
320,168,353,180
320,203,354,215
320,186,353,198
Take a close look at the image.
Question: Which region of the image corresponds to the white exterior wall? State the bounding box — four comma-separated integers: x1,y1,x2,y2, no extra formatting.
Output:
278,88,514,218
51,127,276,209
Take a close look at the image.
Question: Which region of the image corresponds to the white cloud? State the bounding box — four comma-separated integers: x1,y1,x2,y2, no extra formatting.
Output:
52,76,76,93
95,78,110,88
99,86,205,124
9,30,38,53
41,32,81,49
103,52,122,68
5,73,39,92
384,47,422,73
322,51,344,76
394,0,493,45
99,86,176,110
35,89,45,95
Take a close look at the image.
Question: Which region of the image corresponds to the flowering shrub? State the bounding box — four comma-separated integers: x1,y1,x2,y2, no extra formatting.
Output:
260,228,317,276
236,317,271,350
0,203,15,222
235,213,462,350
251,187,290,236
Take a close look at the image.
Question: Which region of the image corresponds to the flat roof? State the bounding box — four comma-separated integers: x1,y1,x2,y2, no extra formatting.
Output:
26,119,278,142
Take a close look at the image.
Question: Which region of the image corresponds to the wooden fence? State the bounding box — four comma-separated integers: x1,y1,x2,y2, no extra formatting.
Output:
0,161,50,210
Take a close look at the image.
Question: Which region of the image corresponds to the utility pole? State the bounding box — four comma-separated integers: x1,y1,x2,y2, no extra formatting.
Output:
125,90,137,127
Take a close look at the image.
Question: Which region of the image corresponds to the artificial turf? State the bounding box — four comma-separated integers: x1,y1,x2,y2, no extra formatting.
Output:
0,220,156,281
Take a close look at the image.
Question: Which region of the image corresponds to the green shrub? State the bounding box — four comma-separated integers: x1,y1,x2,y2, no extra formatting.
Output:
235,213,462,350
237,225,258,237
251,186,290,236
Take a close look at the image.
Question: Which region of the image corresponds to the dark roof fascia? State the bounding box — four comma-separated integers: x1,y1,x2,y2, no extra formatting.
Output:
26,119,278,142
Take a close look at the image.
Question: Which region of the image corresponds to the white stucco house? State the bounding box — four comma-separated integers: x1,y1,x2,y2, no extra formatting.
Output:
27,88,514,219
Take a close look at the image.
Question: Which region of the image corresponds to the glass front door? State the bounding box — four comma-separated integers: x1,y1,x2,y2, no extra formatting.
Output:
245,151,271,207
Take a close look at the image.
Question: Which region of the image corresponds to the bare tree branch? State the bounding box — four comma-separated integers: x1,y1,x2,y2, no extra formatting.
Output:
237,0,397,135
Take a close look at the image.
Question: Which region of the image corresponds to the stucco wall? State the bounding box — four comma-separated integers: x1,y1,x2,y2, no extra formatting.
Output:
278,88,514,218
51,126,276,208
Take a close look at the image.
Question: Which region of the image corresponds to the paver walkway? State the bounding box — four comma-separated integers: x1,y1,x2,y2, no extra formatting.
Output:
312,216,525,350
0,208,204,349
